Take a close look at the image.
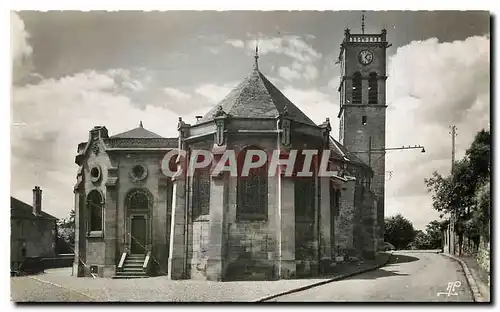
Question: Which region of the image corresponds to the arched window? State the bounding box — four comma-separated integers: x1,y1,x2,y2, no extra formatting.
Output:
368,72,378,104
86,190,103,232
127,190,149,211
236,147,268,221
352,72,362,104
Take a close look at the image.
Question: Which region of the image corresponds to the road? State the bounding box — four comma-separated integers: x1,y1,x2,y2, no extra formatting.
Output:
267,251,474,302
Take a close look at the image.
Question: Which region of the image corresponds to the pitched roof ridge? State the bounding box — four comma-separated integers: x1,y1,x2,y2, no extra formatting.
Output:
110,125,164,139
258,71,316,125
10,197,58,220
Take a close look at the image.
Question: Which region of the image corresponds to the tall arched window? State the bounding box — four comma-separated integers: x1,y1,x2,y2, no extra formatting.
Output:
368,72,378,104
86,190,103,232
192,167,211,219
294,151,316,221
236,146,268,221
352,72,362,104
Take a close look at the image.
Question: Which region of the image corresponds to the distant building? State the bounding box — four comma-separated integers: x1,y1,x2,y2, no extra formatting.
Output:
10,186,58,270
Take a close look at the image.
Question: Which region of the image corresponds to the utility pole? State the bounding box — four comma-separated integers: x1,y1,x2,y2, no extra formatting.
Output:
449,125,458,255
451,125,457,172
368,136,372,168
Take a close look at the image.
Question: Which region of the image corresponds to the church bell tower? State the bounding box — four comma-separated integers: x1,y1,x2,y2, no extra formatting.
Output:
337,20,390,245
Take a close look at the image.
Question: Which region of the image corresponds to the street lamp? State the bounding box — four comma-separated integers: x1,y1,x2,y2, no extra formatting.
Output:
381,145,426,153
351,138,426,169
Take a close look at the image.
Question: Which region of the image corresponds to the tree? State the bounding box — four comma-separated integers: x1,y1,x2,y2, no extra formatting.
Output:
425,220,446,249
425,129,491,255
384,214,416,250
411,230,431,250
55,209,75,254
466,129,490,183
473,179,491,241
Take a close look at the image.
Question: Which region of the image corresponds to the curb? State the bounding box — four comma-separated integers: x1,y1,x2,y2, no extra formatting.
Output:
255,253,392,302
440,253,484,302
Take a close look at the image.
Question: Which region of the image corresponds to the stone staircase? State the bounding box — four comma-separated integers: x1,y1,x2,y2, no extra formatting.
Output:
113,254,148,279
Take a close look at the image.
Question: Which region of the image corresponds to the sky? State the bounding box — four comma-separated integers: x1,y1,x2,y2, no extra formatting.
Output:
10,10,490,230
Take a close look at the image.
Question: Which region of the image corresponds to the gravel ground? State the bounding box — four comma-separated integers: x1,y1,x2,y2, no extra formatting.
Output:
11,277,95,302
10,253,388,302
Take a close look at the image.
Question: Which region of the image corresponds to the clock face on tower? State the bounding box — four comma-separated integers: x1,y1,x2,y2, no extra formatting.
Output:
358,49,374,65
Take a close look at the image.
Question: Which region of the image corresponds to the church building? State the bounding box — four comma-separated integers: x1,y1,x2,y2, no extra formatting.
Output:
73,27,388,280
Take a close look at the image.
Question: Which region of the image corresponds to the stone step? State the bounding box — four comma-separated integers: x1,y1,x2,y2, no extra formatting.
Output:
112,275,148,279
124,261,144,265
123,263,143,268
125,259,145,263
120,267,144,272
115,271,147,276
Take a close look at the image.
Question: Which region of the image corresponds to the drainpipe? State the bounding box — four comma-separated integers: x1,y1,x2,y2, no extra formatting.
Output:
315,151,321,275
183,148,191,279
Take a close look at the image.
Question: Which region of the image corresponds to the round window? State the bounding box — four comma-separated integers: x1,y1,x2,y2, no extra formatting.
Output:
90,166,101,183
130,164,147,182
133,165,145,178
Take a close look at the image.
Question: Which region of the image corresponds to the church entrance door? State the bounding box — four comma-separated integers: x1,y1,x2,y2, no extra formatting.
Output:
130,215,147,255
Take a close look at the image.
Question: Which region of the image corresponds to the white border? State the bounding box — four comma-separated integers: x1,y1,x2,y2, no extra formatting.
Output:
3,2,497,310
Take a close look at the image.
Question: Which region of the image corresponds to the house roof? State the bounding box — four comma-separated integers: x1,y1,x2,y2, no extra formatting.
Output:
200,68,317,126
10,197,58,220
110,122,164,139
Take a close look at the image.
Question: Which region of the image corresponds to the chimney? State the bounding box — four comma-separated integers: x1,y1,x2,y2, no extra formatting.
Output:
32,186,42,215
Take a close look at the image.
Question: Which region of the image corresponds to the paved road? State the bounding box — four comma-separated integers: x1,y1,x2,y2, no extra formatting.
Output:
11,276,95,302
267,251,474,302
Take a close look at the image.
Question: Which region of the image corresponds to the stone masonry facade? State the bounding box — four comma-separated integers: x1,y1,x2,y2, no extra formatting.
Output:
73,27,386,280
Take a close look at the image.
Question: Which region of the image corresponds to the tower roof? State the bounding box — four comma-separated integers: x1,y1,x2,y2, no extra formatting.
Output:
110,122,164,139
199,68,316,126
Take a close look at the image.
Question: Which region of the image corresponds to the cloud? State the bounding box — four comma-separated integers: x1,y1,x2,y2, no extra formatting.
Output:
292,61,303,71
225,39,244,48
11,11,34,84
388,36,490,125
107,68,145,92
281,87,339,128
384,35,490,229
303,64,319,81
278,62,318,82
163,87,192,101
278,67,301,81
195,82,236,104
226,35,322,64
11,70,182,219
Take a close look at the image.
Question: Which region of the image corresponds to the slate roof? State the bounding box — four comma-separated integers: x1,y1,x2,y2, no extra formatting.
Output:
110,122,164,139
200,68,316,126
329,136,370,169
11,197,58,220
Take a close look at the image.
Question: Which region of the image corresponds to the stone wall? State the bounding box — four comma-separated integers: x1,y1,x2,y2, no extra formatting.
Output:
477,239,490,286
334,178,356,255
353,185,377,259
225,221,276,280
295,220,317,277
11,218,56,268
